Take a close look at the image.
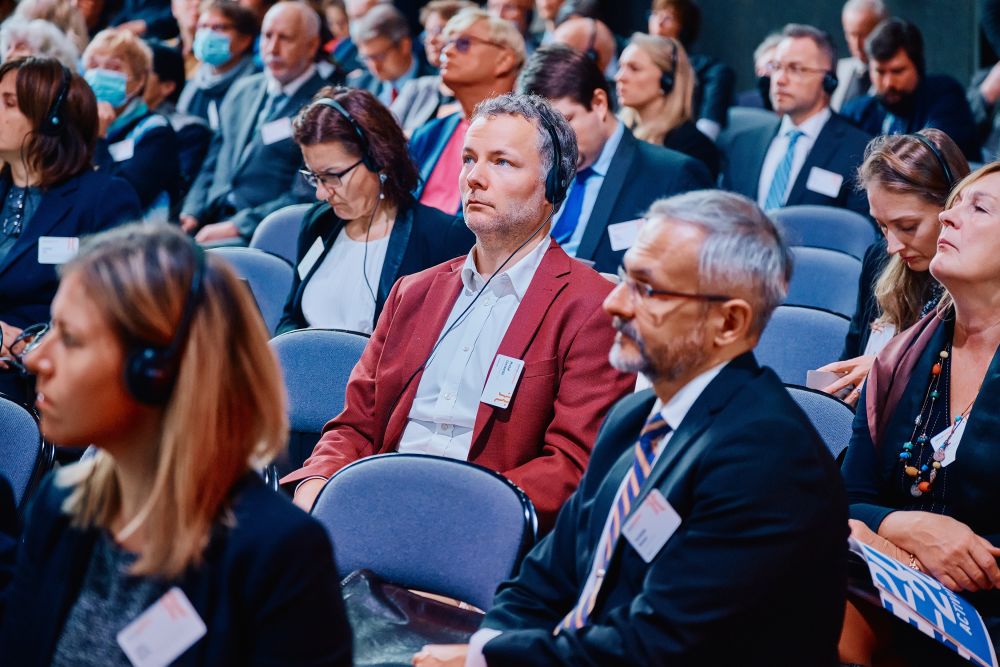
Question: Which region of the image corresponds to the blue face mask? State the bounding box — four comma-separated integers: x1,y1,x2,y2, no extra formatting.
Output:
194,29,232,67
84,68,128,108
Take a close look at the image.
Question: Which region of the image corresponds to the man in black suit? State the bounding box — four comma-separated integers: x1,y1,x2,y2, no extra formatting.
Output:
721,24,872,217
517,44,712,273
346,4,434,106
414,189,849,667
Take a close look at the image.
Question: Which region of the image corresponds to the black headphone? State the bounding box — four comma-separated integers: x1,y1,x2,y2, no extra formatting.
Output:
909,132,955,186
539,113,566,206
124,243,205,405
38,65,71,137
312,96,382,173
584,18,598,63
821,70,839,95
660,39,678,95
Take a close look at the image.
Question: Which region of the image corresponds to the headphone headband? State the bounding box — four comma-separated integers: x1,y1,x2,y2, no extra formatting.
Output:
39,64,71,137
312,96,381,173
908,132,955,187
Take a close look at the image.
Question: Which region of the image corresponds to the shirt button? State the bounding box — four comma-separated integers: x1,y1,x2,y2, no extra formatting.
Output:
462,346,470,352
441,424,451,432
443,393,453,400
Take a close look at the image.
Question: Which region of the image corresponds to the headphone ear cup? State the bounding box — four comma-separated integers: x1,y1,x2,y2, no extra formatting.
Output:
660,71,675,95
125,346,174,405
822,72,838,95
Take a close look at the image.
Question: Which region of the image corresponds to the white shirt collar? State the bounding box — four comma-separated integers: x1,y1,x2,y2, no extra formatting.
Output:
265,63,317,97
778,106,831,140
460,236,550,300
589,121,625,178
650,360,729,431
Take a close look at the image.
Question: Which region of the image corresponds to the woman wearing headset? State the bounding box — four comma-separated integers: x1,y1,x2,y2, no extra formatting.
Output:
614,33,720,178
276,86,474,336
0,223,353,665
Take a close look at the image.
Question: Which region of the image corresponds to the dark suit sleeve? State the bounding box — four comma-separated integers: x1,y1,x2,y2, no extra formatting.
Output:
692,56,735,127
841,383,896,532
925,77,982,161
99,123,179,211
182,125,223,221
275,207,323,335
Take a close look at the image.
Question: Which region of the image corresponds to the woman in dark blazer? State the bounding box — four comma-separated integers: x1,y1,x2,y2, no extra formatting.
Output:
276,85,474,336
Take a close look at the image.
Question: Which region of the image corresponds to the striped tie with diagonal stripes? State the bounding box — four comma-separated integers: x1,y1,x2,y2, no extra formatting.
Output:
555,414,673,633
763,129,804,211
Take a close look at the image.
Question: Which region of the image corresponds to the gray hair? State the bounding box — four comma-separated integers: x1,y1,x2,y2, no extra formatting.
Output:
471,92,578,206
753,31,782,67
843,0,888,21
644,190,792,336
264,1,321,39
444,8,527,69
781,23,837,69
350,3,409,44
0,18,79,69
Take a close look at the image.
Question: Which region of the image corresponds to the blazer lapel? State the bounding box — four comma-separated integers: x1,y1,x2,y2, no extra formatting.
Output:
786,116,842,204
576,132,636,260
745,122,779,199
231,80,268,172
378,205,414,304
0,176,79,279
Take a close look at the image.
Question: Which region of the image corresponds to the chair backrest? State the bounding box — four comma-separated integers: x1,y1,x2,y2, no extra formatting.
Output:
208,247,294,335
786,246,863,318
249,203,312,265
718,106,777,148
269,328,369,472
311,453,537,611
0,396,53,509
757,305,850,384
785,385,854,461
771,205,877,261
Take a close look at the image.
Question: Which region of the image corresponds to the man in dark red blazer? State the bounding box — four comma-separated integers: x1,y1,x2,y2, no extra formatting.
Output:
282,93,635,530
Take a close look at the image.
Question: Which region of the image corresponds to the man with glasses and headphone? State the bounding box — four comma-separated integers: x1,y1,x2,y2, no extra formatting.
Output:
284,93,635,532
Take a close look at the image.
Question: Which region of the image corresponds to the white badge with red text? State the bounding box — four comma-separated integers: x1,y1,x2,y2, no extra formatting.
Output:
622,488,682,563
260,117,293,145
607,219,642,252
109,138,135,162
480,354,524,409
806,166,844,198
930,417,968,468
37,236,79,264
116,587,206,667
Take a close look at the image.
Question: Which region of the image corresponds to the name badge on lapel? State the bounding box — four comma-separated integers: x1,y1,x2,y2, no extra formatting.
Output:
480,354,525,409
297,237,325,279
116,587,206,667
805,167,844,198
607,219,642,252
108,139,135,163
622,488,682,563
260,117,293,145
37,236,79,265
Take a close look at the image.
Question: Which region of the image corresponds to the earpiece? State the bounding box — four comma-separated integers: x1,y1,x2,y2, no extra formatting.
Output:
909,132,955,186
822,71,838,95
539,114,566,206
312,96,381,173
379,172,387,184
660,39,678,95
584,18,598,63
39,65,71,137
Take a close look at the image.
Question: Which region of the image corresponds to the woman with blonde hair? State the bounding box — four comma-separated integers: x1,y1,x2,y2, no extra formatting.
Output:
614,32,719,177
0,223,352,665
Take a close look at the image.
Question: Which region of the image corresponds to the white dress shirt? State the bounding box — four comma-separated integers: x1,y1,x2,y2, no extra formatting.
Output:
756,107,832,208
464,360,730,667
397,236,550,459
264,63,317,97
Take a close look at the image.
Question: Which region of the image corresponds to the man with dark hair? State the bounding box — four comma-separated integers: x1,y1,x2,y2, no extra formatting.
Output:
347,4,433,105
721,23,871,216
518,43,711,272
842,18,979,160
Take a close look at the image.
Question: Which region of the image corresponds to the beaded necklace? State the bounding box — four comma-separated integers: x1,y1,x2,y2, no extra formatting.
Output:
0,186,27,238
898,345,976,497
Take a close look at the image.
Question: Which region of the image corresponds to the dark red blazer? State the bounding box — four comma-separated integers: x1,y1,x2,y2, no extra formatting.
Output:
281,240,635,530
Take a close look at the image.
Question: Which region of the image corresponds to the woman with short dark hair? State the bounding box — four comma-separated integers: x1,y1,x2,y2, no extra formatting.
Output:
276,86,474,335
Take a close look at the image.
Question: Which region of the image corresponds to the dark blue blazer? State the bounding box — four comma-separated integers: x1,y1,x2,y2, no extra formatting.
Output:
0,472,353,666
276,199,474,334
575,127,713,273
95,110,181,213
109,0,178,39
0,168,141,330
480,353,849,665
720,111,872,217
842,75,981,161
409,112,464,203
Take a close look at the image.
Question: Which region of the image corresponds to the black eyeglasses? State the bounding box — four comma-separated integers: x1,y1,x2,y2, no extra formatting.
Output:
444,34,507,53
299,158,364,189
616,267,732,303
0,322,49,375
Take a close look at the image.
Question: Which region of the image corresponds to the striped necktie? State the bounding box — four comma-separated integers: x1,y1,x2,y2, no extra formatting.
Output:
555,414,673,633
763,129,804,211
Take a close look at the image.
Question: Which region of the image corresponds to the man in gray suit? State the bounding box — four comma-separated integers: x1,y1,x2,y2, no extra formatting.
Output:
181,1,327,244
347,5,434,107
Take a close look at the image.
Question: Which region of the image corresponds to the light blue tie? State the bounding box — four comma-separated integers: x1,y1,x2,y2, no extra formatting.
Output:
763,129,804,211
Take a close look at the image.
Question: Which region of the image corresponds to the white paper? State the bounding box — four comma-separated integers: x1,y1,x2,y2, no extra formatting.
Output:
622,488,681,563
260,117,293,145
37,236,79,265
930,418,968,468
297,236,325,279
116,587,206,667
109,139,135,163
805,166,844,198
480,354,525,409
607,219,642,252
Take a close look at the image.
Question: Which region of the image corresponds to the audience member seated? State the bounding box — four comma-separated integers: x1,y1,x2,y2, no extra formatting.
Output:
276,87,474,335
486,0,537,54
332,0,387,77
85,28,181,221
181,0,326,245
646,0,734,141
75,0,117,37
842,18,980,161
840,162,1000,665
0,57,141,404
176,0,260,130
818,130,969,406
11,0,89,54
346,4,432,107
534,0,562,44
550,16,615,78
410,8,524,215
389,0,472,136
0,18,79,68
518,43,711,272
615,33,721,177
414,190,849,667
321,0,348,53
282,93,635,530
0,223,353,665
169,0,201,76
734,31,779,110
832,0,887,111
108,0,179,39
721,24,871,216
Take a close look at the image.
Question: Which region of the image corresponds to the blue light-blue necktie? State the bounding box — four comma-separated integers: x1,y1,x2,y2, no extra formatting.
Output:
763,129,804,211
551,167,595,244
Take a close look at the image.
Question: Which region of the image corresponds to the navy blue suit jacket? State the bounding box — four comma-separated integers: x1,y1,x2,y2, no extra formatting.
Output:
409,112,463,204
480,353,849,665
0,472,353,666
95,110,181,213
720,111,872,217
0,168,141,330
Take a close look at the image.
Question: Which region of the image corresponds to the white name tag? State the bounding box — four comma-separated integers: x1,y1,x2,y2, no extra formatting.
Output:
607,219,642,252
260,117,293,145
37,236,79,264
116,587,206,667
622,488,682,563
297,236,325,279
805,166,844,198
930,418,968,468
480,354,525,409
108,138,135,163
